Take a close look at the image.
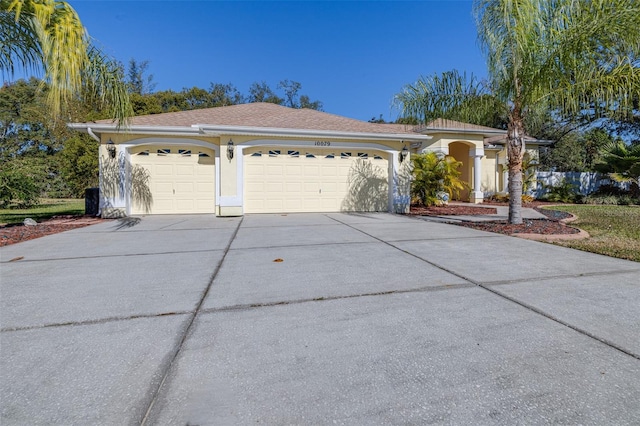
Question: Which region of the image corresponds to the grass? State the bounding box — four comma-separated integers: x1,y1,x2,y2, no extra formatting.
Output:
543,204,640,262
0,198,85,226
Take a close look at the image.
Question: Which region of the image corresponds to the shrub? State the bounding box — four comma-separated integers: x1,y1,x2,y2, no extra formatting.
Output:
541,178,579,203
0,166,40,208
486,193,535,203
411,152,467,206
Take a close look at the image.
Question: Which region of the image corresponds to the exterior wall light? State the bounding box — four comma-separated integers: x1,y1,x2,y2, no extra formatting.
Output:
106,139,116,159
227,139,234,160
399,145,409,163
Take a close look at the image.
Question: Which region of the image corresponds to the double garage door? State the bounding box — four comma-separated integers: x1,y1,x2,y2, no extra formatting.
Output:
129,146,216,215
244,147,390,213
127,145,390,215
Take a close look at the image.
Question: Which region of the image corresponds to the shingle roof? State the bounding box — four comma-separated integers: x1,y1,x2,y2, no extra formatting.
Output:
96,102,422,136
423,118,504,133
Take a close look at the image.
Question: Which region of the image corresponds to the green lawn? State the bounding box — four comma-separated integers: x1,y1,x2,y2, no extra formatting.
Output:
543,205,640,262
0,199,85,226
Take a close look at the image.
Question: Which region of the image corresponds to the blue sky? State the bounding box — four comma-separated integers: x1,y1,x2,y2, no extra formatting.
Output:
60,1,487,122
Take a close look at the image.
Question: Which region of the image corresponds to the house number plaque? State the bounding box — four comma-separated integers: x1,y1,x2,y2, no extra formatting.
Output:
314,141,331,146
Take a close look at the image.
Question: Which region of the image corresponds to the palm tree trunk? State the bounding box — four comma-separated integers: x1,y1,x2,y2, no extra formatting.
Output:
507,113,526,224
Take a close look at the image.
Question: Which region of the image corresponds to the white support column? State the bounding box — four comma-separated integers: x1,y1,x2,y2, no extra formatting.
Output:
470,147,484,203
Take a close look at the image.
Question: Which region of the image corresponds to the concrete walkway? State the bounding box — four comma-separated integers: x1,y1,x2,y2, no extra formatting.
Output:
1,213,639,425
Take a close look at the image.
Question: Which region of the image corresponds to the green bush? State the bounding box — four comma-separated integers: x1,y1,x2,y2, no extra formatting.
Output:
581,194,640,205
0,166,40,208
541,178,579,203
411,152,467,206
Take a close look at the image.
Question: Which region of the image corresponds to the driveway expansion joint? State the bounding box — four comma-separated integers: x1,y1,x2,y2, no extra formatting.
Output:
0,310,193,333
0,248,224,264
329,214,640,362
200,283,476,314
482,268,640,287
139,216,244,426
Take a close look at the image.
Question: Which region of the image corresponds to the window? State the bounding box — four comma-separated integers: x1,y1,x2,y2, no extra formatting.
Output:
136,150,149,156
358,152,368,159
288,150,300,157
373,154,383,160
325,153,335,159
306,153,316,158
198,152,211,158
157,148,170,156
269,150,281,157
178,149,191,156
340,152,352,158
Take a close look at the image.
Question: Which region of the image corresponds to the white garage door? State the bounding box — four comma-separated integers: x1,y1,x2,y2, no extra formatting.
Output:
244,148,389,213
129,146,216,214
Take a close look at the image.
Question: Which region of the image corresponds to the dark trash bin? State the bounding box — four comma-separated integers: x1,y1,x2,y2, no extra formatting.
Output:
85,187,100,216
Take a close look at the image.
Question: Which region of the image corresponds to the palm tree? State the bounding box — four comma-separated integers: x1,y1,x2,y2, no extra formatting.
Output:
596,140,640,188
397,0,640,223
0,0,132,123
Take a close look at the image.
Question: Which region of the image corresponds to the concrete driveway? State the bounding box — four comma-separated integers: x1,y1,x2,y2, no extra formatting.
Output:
1,213,639,425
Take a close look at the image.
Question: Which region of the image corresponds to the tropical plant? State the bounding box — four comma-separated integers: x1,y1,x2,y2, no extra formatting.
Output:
410,152,467,206
595,140,640,187
396,0,640,224
0,0,132,123
395,70,508,129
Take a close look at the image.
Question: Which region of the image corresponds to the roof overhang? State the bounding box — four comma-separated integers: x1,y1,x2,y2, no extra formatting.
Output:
68,123,432,143
418,126,507,138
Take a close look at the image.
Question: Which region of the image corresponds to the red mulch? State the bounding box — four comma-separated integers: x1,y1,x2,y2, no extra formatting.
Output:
408,204,497,216
454,219,579,235
0,216,104,247
409,204,580,235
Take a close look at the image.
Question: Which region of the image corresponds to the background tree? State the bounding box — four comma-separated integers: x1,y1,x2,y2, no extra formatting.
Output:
277,79,323,110
247,81,283,104
126,58,156,95
209,82,244,106
395,70,507,128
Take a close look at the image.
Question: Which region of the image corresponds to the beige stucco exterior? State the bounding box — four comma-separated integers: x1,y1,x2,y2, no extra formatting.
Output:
70,103,546,216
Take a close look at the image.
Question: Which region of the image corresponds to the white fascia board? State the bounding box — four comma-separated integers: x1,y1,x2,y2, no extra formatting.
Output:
67,123,204,137
195,124,431,142
68,122,432,142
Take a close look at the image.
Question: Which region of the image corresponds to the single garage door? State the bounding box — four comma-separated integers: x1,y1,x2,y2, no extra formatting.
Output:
129,146,215,214
244,147,389,213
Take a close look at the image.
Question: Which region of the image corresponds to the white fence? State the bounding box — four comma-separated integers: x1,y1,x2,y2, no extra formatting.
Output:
534,171,613,197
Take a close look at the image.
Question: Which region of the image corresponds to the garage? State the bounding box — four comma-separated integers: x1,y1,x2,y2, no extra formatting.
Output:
129,145,216,215
243,147,389,213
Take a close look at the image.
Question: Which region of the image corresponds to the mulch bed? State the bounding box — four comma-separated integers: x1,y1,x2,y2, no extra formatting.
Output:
454,218,579,236
408,204,497,216
0,216,104,247
409,204,580,236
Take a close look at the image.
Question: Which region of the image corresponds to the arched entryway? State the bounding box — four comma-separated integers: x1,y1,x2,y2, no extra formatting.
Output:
448,142,471,201
446,141,485,203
